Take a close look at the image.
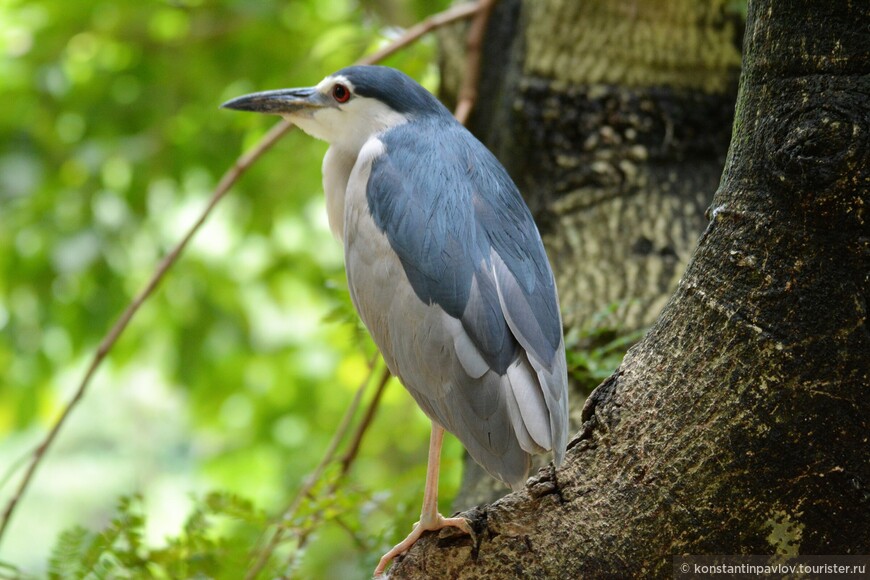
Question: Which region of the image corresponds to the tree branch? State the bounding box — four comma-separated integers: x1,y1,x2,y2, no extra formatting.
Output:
292,367,391,551
244,358,387,580
390,0,870,575
358,2,482,67
454,0,498,125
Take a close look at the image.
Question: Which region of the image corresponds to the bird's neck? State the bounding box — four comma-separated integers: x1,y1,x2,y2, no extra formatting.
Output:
322,145,359,241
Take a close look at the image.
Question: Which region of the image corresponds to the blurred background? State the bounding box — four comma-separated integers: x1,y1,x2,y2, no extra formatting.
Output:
0,0,461,576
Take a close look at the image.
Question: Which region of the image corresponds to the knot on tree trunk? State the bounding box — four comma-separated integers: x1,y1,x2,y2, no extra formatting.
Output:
766,94,868,189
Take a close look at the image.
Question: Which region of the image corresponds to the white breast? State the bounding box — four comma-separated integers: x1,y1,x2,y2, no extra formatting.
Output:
321,146,357,241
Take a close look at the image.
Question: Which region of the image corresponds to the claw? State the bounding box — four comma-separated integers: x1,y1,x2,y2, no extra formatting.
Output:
373,514,471,577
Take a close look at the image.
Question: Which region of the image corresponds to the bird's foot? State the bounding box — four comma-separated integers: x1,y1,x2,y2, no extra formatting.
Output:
373,513,471,577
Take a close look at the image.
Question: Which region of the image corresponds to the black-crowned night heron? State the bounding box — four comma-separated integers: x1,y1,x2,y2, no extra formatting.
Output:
222,65,568,577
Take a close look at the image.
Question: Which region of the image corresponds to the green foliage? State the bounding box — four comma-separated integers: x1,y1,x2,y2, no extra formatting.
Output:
48,496,148,580
39,460,448,579
47,493,266,579
0,561,29,580
565,303,646,393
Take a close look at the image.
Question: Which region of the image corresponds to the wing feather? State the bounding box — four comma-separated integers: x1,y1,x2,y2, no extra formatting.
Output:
506,356,551,451
360,119,569,483
492,251,569,467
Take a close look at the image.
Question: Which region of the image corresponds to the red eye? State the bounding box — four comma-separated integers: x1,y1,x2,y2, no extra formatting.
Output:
332,83,350,103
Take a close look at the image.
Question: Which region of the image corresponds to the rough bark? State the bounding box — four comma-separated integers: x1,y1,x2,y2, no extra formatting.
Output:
392,0,869,576
441,0,741,510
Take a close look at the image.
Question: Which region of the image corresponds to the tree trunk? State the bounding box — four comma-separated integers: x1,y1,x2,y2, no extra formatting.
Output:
393,0,869,576
441,0,741,509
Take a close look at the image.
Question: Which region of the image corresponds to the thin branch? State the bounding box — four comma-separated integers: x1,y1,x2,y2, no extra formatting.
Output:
287,367,391,572
0,120,293,546
243,358,385,580
332,514,370,551
0,451,30,494
454,0,498,125
336,366,391,479
358,2,482,66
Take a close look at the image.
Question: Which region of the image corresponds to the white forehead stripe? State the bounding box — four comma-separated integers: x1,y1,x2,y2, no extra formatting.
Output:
316,74,354,93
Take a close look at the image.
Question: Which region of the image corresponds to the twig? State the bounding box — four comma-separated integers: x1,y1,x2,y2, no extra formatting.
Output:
292,367,391,548
454,0,497,124
336,366,391,479
331,514,370,551
0,120,292,545
0,452,30,494
243,358,385,580
358,2,482,66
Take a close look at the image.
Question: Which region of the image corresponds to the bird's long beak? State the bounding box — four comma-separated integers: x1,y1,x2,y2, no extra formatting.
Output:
220,87,326,115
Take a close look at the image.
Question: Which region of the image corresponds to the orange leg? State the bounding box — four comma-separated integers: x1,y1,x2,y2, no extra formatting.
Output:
373,422,471,577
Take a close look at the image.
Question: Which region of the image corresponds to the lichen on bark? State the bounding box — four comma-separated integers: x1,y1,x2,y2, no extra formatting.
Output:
524,0,741,93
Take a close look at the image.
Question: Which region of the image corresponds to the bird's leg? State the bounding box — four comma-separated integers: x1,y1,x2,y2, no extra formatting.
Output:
373,422,471,577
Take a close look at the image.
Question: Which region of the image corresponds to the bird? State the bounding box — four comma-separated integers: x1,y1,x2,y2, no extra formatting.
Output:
222,65,568,577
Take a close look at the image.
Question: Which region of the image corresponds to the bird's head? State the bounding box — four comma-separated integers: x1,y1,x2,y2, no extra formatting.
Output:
221,65,449,152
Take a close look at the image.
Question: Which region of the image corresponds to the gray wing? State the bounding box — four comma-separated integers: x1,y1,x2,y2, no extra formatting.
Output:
363,119,568,484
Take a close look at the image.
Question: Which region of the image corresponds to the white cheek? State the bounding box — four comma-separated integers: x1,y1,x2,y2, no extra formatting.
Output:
286,109,342,143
